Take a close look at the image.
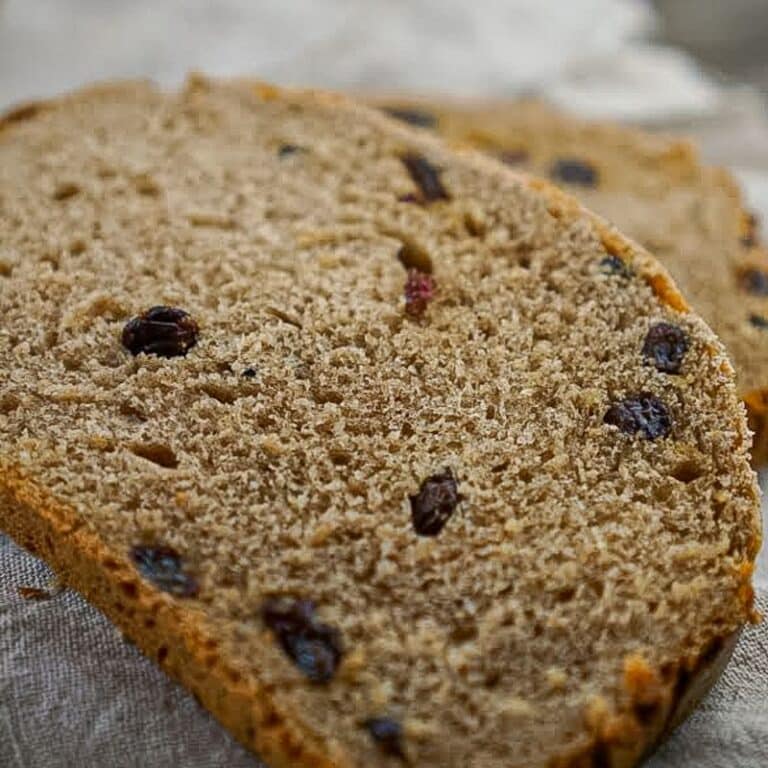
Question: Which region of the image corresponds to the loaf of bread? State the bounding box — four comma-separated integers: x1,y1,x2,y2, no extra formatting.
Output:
0,77,761,768
375,97,768,463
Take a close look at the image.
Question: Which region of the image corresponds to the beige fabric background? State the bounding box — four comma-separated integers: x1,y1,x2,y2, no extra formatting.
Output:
1,1,767,766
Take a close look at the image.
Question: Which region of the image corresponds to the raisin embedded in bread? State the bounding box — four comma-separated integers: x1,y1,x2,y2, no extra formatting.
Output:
0,78,761,768
373,96,768,463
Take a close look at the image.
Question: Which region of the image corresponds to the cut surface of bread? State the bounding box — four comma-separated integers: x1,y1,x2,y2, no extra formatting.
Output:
372,97,768,462
0,78,761,768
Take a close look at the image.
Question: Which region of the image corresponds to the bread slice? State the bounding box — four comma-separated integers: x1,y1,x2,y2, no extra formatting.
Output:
0,77,761,768
373,97,768,463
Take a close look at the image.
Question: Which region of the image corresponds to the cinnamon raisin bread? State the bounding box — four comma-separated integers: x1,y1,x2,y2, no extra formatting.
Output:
374,97,768,463
0,78,761,768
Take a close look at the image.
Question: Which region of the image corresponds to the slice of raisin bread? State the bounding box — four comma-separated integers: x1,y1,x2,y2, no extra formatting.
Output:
0,77,761,768
373,97,768,463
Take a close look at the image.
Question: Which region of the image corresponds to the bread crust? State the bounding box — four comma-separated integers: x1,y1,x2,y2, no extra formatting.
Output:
0,459,745,768
0,77,760,768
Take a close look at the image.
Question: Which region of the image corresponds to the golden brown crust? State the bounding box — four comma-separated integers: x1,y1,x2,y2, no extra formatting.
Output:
0,460,351,768
744,388,768,465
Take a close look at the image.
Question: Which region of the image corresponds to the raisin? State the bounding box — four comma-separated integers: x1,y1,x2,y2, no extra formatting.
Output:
410,468,461,536
750,314,768,329
551,158,599,187
365,717,406,759
604,394,671,440
498,149,529,166
741,212,759,248
400,153,450,203
383,107,437,129
404,269,436,318
130,545,199,597
738,267,768,296
642,322,689,374
262,598,343,683
242,367,258,379
278,143,304,157
122,306,199,358
599,255,633,279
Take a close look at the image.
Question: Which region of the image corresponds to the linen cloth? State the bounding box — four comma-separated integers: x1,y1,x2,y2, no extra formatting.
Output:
2,1,768,766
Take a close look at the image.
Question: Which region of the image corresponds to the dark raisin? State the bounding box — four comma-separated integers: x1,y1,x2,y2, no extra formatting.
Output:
278,143,304,158
365,717,406,759
130,545,199,597
750,314,768,329
383,107,437,129
741,212,759,248
400,153,450,203
404,269,436,318
604,393,672,440
738,267,768,296
550,158,599,187
242,367,258,379
498,149,529,166
642,322,689,374
599,255,633,278
122,306,199,358
410,468,461,536
262,598,343,683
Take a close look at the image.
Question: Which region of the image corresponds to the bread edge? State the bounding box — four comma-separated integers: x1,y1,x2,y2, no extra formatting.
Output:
0,462,353,768
0,460,746,768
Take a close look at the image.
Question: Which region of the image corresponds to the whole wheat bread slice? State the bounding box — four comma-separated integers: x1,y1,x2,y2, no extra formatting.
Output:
372,96,768,463
0,77,761,768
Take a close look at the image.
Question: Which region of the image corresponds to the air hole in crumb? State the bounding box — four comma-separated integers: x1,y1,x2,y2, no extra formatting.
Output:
312,387,344,405
329,449,352,466
464,211,486,238
0,261,12,277
52,182,81,201
129,443,179,469
119,402,148,422
157,646,169,663
201,383,239,404
491,460,509,473
449,624,478,643
555,586,576,603
517,254,531,269
69,238,87,255
265,306,302,328
518,467,533,483
670,461,705,484
396,238,433,274
134,174,161,197
0,393,21,414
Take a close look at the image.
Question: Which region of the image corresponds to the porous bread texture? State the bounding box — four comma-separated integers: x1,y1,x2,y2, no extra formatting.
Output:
0,78,761,768
371,96,768,464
